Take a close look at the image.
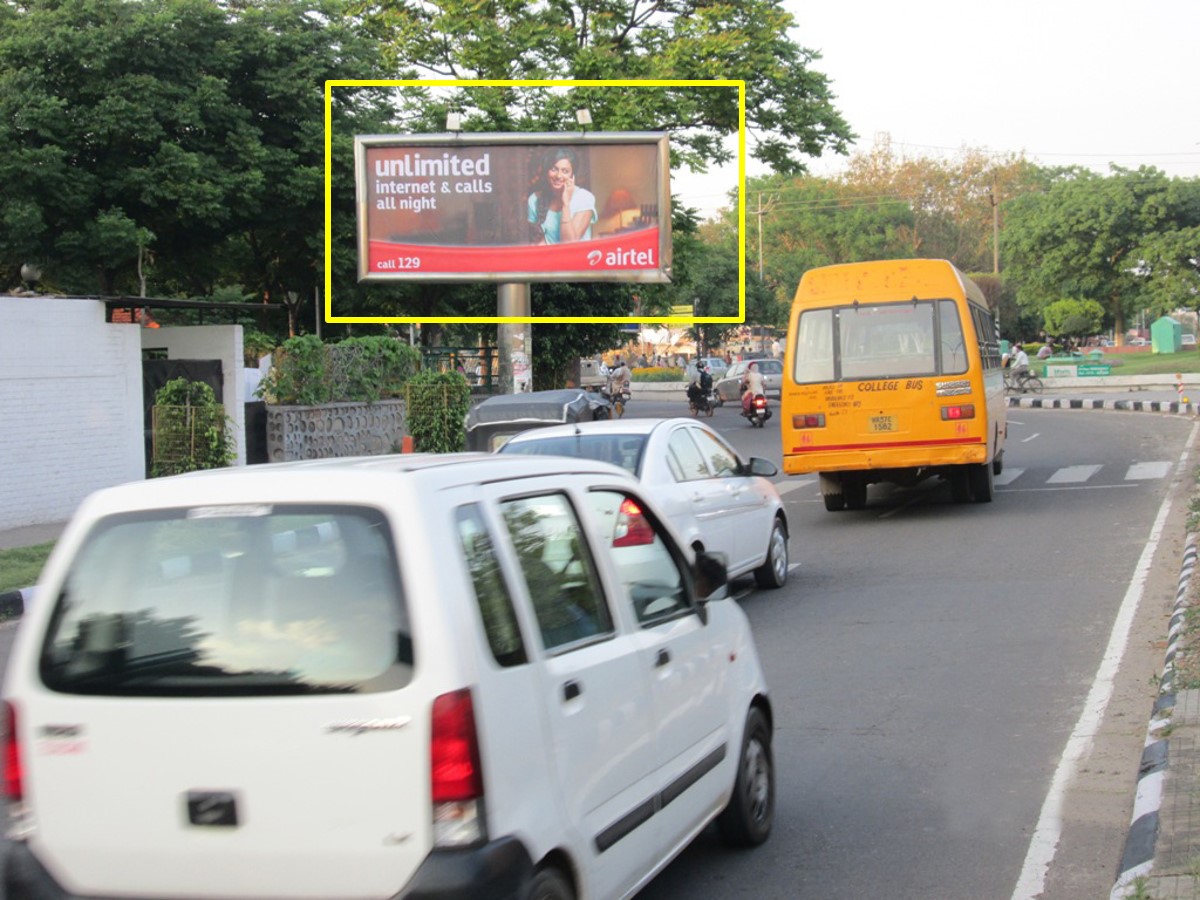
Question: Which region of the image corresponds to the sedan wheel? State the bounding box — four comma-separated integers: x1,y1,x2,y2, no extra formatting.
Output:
754,518,788,589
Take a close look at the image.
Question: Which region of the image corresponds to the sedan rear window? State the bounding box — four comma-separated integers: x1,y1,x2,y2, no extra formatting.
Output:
500,433,647,476
40,505,411,696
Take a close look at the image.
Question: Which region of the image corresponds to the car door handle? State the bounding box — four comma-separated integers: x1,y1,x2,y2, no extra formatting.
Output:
562,680,581,701
655,649,671,668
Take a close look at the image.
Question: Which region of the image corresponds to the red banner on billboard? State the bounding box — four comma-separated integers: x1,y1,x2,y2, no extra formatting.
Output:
368,227,660,275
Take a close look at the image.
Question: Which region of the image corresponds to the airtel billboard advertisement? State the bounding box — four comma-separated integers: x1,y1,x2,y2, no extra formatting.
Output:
354,132,672,283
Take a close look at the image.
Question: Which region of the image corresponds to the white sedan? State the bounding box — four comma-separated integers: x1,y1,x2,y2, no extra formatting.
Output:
499,417,791,588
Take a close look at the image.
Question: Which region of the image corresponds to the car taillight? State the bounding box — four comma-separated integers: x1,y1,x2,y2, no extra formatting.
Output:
430,689,485,847
4,701,21,802
940,404,976,420
792,413,825,429
613,497,656,547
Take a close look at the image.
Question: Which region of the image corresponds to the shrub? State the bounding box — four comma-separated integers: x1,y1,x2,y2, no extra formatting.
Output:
150,378,234,477
632,367,685,382
406,371,472,453
257,336,422,405
257,335,328,405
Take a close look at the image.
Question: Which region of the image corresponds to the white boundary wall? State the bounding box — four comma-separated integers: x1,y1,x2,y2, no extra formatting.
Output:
0,297,143,529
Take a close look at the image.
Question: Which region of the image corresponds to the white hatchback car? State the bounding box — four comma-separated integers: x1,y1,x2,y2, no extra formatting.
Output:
498,418,790,590
3,454,774,900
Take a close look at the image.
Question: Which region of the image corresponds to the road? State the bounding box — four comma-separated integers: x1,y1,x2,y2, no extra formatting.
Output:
0,397,1192,899
625,397,1195,899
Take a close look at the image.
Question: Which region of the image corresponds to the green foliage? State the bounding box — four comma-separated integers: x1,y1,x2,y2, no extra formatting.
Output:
329,336,422,403
150,378,234,477
1043,298,1105,339
351,0,852,175
242,329,277,366
0,541,55,595
257,335,422,405
405,371,471,454
0,0,393,318
530,284,629,390
1001,167,1200,337
258,335,330,405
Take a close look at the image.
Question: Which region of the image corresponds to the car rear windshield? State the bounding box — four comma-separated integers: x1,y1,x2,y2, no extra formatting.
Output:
500,433,647,476
40,505,412,696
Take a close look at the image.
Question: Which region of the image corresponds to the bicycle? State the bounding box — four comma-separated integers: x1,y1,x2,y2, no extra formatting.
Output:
1004,369,1043,394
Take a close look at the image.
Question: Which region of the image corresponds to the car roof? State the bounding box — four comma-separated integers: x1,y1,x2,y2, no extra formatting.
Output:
74,453,636,515
502,416,723,443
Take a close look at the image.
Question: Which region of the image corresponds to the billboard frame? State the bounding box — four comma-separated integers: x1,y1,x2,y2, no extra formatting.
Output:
324,78,746,326
355,131,672,285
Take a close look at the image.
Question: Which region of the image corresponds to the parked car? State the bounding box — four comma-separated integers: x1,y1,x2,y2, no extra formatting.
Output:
715,358,785,403
3,454,774,900
686,356,729,382
464,389,611,451
499,417,790,589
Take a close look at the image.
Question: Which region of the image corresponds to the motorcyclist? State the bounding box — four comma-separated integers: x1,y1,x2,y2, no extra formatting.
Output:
741,362,765,413
609,358,631,393
699,363,714,397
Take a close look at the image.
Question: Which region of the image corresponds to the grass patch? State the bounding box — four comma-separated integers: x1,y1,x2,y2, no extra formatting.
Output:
0,541,55,593
1038,349,1200,377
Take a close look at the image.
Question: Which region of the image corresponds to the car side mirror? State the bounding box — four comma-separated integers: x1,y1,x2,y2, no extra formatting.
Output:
747,456,778,478
693,550,729,615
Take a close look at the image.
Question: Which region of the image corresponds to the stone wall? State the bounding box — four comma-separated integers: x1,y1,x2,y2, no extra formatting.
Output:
266,400,407,462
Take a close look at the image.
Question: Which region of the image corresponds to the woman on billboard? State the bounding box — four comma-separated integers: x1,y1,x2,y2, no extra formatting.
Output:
527,148,597,244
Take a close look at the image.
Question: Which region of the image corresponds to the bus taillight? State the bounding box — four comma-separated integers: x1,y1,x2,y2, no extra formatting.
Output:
940,405,976,420
792,414,826,429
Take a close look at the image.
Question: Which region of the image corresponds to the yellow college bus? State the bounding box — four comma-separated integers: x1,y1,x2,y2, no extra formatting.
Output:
781,259,1006,511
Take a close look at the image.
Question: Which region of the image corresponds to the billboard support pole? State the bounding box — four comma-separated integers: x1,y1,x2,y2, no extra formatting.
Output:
497,283,531,394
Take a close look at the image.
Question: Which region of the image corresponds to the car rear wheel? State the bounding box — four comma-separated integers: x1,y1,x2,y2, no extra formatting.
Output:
753,518,788,589
717,707,774,846
529,867,574,900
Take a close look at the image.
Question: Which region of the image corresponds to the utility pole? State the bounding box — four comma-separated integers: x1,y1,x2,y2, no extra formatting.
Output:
990,177,1000,274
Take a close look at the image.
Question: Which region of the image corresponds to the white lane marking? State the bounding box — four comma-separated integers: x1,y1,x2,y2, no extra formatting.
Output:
1022,433,1040,443
1126,461,1172,481
787,563,802,572
1046,464,1102,484
1011,420,1199,900
995,467,1026,486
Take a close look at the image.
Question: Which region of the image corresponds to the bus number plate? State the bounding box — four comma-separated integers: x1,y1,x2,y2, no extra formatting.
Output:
869,415,897,433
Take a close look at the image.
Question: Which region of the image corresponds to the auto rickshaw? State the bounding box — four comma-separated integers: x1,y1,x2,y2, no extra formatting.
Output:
464,389,613,452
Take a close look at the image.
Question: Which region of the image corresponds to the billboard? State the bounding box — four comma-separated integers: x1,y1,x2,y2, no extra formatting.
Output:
355,132,672,284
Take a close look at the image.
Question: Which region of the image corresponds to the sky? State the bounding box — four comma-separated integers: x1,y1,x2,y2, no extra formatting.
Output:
670,0,1200,219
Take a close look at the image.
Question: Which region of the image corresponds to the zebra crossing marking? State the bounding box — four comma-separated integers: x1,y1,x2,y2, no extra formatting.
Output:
1047,464,1103,484
1127,462,1173,481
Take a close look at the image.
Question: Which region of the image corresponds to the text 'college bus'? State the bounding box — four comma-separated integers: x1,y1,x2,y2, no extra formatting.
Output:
781,259,1007,511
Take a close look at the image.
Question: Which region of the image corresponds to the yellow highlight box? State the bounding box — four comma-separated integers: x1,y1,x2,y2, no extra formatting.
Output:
323,78,746,325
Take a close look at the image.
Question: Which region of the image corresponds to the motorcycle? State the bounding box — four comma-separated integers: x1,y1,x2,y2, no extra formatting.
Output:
686,382,715,417
741,392,772,427
601,382,631,418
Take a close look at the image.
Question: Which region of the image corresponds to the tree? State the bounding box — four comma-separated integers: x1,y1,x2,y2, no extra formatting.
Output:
1043,298,1104,341
0,0,393,331
340,0,855,372
1001,167,1200,344
350,0,852,175
839,140,1046,273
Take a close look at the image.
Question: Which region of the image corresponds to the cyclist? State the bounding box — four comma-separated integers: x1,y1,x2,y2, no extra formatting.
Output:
1011,343,1030,380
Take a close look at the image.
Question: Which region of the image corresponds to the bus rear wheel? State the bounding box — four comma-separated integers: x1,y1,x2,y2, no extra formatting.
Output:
843,475,868,510
968,461,995,502
819,473,846,511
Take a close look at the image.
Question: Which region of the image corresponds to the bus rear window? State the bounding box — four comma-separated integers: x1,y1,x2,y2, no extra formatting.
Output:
40,505,412,696
793,299,967,383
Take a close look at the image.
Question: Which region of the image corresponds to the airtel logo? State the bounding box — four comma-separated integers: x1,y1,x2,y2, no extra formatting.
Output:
587,250,602,266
